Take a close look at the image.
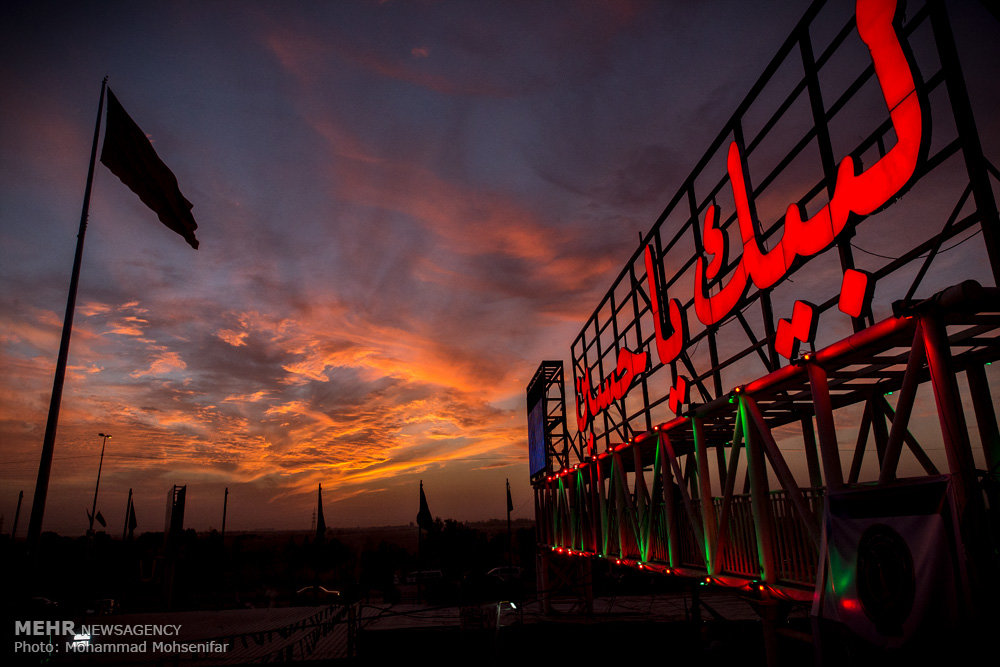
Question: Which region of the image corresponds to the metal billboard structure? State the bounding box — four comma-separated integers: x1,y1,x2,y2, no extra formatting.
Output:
528,0,999,658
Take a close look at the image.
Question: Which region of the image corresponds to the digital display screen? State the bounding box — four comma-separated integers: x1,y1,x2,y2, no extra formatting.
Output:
527,398,547,477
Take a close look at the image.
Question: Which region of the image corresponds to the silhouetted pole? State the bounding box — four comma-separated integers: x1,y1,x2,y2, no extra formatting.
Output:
221,487,228,539
416,480,433,567
88,432,111,533
506,478,513,565
11,490,23,539
121,488,132,540
27,78,108,553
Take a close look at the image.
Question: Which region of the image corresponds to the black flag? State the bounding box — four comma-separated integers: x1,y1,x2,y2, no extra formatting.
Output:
315,484,326,543
100,89,199,249
127,501,137,538
416,481,433,531
95,511,106,528
506,479,514,514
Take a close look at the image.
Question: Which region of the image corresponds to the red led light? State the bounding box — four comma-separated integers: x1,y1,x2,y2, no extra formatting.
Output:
839,268,874,319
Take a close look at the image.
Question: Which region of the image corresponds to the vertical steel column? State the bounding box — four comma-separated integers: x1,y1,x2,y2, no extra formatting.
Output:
922,315,978,508
922,313,990,614
848,401,873,484
533,486,542,545
663,432,707,565
598,455,610,556
611,452,630,559
716,443,729,494
554,482,566,548
807,362,844,490
928,0,1000,285
870,392,889,468
966,363,1000,481
800,416,823,489
966,363,1000,538
633,444,651,561
741,399,777,582
745,397,820,547
589,462,602,554
693,418,719,574
568,471,579,551
712,429,746,575
880,321,926,483
658,436,681,568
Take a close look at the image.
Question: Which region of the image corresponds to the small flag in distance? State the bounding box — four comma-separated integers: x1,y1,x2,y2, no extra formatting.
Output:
100,89,200,249
417,480,433,531
315,484,326,543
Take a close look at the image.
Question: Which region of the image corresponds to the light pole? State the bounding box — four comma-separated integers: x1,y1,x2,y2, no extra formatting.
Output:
88,432,111,533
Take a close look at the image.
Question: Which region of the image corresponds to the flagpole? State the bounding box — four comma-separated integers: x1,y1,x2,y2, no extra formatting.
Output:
221,487,228,540
122,488,132,540
88,432,111,534
11,490,23,539
506,479,512,566
27,77,108,553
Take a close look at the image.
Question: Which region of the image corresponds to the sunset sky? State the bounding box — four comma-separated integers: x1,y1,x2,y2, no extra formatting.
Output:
2,1,998,536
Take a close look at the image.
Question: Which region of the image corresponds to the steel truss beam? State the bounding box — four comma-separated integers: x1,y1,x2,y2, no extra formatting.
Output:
537,285,1000,603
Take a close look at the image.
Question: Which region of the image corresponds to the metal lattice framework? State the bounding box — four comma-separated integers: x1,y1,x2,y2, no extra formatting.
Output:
538,286,999,596
526,361,573,478
530,0,1000,642
567,0,999,455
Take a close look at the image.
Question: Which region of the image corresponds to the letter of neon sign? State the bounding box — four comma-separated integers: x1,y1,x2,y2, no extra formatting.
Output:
644,244,687,365
694,0,924,326
574,348,648,432
575,372,590,434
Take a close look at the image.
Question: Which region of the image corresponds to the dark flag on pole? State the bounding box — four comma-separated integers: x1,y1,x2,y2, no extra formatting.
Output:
100,89,200,249
315,484,326,543
26,80,199,554
506,479,514,514
127,501,137,539
95,511,106,528
416,481,433,531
